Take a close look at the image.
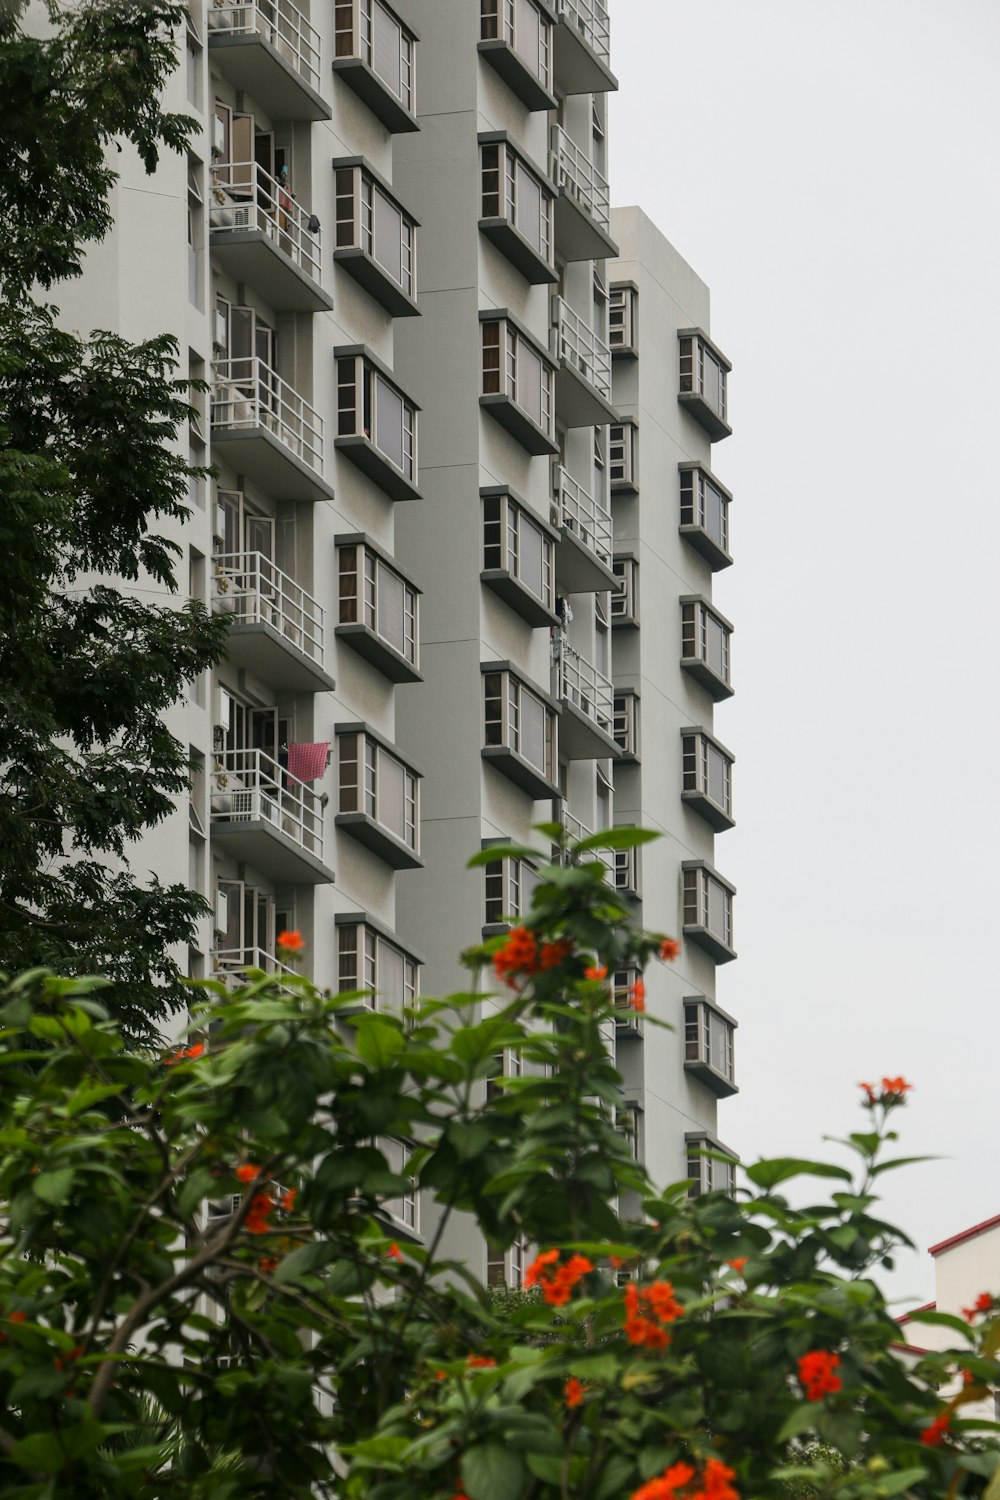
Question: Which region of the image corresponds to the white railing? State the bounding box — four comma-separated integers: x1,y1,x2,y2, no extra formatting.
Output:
549,125,610,230
551,297,612,400
210,163,322,286
556,0,610,62
211,358,323,476
558,643,614,737
211,947,299,989
212,552,324,666
206,0,321,93
559,807,614,879
553,467,612,567
210,747,326,861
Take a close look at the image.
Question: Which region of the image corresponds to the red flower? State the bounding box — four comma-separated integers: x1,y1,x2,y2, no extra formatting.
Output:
166,1041,204,1065
630,977,646,1013
539,938,573,970
881,1075,912,1096
585,964,608,980
858,1082,877,1104
434,1369,446,1381
920,1411,951,1446
524,1250,594,1306
726,1257,748,1274
8,1312,26,1324
386,1243,403,1262
276,929,305,953
700,1460,740,1500
280,1188,297,1213
245,1191,274,1235
860,1077,913,1106
258,1255,280,1273
624,1280,682,1349
659,938,681,962
962,1292,993,1321
235,1163,261,1183
564,1376,585,1408
631,1461,697,1500
631,1459,738,1500
797,1350,842,1402
492,926,539,986
466,1354,496,1368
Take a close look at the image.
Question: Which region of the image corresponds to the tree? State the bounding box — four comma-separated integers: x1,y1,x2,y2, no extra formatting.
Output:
0,0,229,1040
0,828,996,1499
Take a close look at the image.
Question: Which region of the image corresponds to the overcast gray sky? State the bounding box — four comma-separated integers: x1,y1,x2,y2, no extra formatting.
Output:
610,0,1000,1305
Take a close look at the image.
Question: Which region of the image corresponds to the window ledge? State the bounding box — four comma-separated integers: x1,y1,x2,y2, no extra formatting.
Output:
335,622,422,684
331,56,419,133
678,391,732,442
680,657,734,702
682,923,737,965
681,789,734,833
335,434,421,501
482,746,560,801
679,522,732,571
481,568,559,628
479,217,558,285
477,38,558,111
684,1057,739,1098
334,246,419,317
336,812,423,870
480,393,559,456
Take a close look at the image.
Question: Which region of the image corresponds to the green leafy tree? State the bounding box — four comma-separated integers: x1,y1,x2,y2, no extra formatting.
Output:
0,0,229,1039
0,829,997,1499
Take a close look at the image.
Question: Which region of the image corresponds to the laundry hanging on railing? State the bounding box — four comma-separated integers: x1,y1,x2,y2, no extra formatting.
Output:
287,742,329,783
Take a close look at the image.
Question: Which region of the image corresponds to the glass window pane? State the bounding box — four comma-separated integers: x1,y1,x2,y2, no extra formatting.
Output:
376,561,405,653
375,375,404,470
519,689,546,773
378,937,404,1008
373,187,403,284
705,480,725,546
373,4,402,98
378,748,406,840
514,161,541,251
706,743,727,808
705,613,726,677
518,512,543,598
517,341,542,426
707,879,728,941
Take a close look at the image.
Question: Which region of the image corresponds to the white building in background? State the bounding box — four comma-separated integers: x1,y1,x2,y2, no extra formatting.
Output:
56,0,740,1277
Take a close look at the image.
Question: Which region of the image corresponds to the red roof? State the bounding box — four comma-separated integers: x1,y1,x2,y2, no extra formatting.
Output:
896,1301,936,1325
928,1213,1000,1258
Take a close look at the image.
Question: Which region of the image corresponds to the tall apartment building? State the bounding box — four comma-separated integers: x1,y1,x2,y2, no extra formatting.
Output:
51,0,739,1278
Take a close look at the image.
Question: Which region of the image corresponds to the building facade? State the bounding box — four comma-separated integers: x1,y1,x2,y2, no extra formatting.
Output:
54,0,739,1281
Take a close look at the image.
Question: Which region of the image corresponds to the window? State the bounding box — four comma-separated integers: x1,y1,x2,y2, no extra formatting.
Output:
612,968,643,1037
338,920,419,1012
616,1100,642,1163
480,0,552,93
480,141,553,265
614,845,639,898
609,284,637,354
678,329,732,439
682,864,735,961
379,1137,419,1230
611,557,638,627
686,1135,737,1198
481,317,554,440
681,730,734,827
684,998,736,1094
613,692,639,759
484,852,539,927
339,541,418,667
337,353,417,484
482,492,554,612
335,165,415,297
336,0,414,111
484,669,556,784
679,465,731,565
487,1235,527,1289
486,1047,523,1103
609,422,636,488
680,598,733,697
339,731,419,853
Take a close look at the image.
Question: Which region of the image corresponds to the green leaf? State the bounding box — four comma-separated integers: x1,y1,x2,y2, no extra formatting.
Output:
467,844,542,868
904,1307,974,1338
272,1239,342,1285
462,1442,526,1500
575,826,660,852
876,1468,928,1496
744,1158,853,1189
776,1404,819,1443
354,1017,404,1069
32,1167,75,1205
10,1433,67,1473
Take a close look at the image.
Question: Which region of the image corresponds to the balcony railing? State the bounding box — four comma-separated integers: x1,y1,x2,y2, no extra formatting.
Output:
211,747,325,861
211,357,323,475
549,125,610,230
558,644,614,737
553,468,612,568
559,807,614,879
210,162,323,285
207,0,321,94
211,946,299,988
551,297,612,401
556,0,610,61
212,552,324,666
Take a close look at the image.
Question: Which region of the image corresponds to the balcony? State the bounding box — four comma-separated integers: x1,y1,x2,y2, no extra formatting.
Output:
207,0,329,122
548,126,617,261
209,163,331,313
211,358,332,502
553,0,617,94
551,468,616,593
550,297,617,427
211,946,299,991
211,552,333,693
555,644,620,760
210,748,333,884
558,807,614,880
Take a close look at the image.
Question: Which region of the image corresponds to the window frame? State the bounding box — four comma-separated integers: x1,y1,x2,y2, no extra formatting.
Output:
683,995,738,1096
613,690,639,759
479,136,554,272
336,914,420,1013
482,663,558,794
614,843,640,900
334,160,417,300
479,0,553,97
680,727,735,829
337,724,421,861
337,535,420,671
609,283,637,356
609,420,637,490
480,312,557,451
679,461,732,570
611,555,639,628
612,967,644,1038
481,487,557,622
678,327,733,440
681,861,736,962
680,595,734,699
483,847,540,931
335,348,419,497
685,1133,738,1198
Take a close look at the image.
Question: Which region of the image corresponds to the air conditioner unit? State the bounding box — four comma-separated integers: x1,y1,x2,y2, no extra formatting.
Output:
214,307,227,350
212,115,226,156
214,684,232,734
214,503,226,544
215,888,228,934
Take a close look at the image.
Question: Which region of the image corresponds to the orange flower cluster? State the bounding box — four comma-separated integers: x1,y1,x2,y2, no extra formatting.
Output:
659,938,681,962
492,927,574,985
524,1249,594,1306
797,1350,842,1402
564,1376,585,1408
630,977,646,1013
245,1191,274,1235
276,929,305,954
584,964,608,981
235,1163,261,1183
859,1077,913,1106
962,1291,993,1322
726,1257,748,1274
920,1411,951,1447
466,1354,496,1369
624,1280,682,1350
165,1042,204,1065
632,1457,738,1500
386,1242,403,1262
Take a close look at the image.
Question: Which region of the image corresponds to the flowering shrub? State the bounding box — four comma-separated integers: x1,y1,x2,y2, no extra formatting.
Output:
0,825,996,1498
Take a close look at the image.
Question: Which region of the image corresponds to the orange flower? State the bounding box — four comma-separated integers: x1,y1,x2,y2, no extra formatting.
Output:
466,1354,496,1368
258,1255,280,1273
245,1191,274,1235
539,938,573,970
525,1249,594,1306
434,1369,446,1381
585,964,608,980
630,977,646,1012
920,1411,951,1446
8,1312,26,1324
280,1188,297,1213
564,1376,585,1408
276,929,305,953
631,1459,738,1500
492,926,540,986
860,1077,913,1106
235,1164,261,1183
797,1350,842,1402
386,1243,403,1262
700,1460,740,1500
881,1075,912,1096
726,1257,748,1274
165,1042,204,1066
624,1280,681,1349
659,938,681,962
631,1461,697,1500
962,1291,993,1322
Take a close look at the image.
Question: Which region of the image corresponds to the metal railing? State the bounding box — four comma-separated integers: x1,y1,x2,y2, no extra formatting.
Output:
211,357,323,475
210,162,322,285
206,0,321,93
558,643,614,737
549,125,610,230
551,296,612,400
555,0,611,62
553,467,613,567
211,947,299,989
210,747,326,861
559,807,614,879
212,552,325,666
